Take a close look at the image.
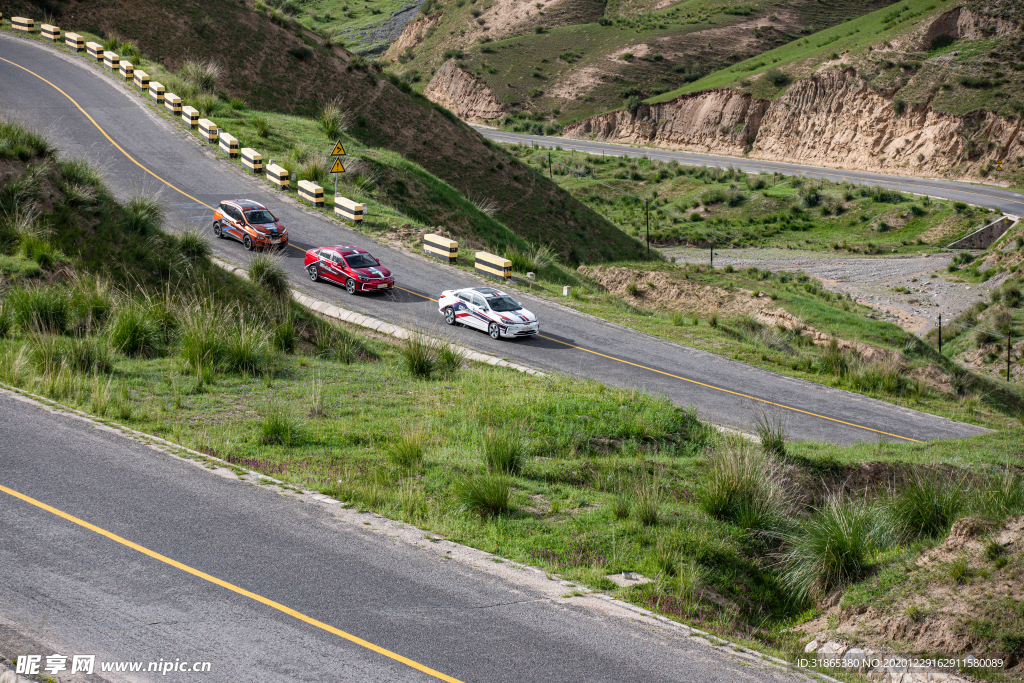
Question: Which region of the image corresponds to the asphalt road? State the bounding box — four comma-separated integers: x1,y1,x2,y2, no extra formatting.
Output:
474,128,1024,215
0,390,808,682
0,32,990,445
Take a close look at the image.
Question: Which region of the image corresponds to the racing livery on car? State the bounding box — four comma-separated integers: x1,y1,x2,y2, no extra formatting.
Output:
304,245,395,294
438,287,539,339
213,199,288,250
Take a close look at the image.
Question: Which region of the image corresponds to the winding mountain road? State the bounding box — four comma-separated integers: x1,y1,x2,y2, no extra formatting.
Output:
474,128,1024,215
0,31,988,447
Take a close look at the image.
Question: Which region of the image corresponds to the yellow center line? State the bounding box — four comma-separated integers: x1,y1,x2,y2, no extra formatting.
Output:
0,483,464,683
393,286,921,442
0,56,216,211
485,132,1024,210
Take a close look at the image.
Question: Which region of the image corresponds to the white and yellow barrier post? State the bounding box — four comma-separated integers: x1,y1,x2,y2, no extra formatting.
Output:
41,24,61,42
334,197,364,226
218,132,239,159
133,69,149,92
424,234,458,264
12,17,35,33
103,51,120,71
474,251,512,282
197,119,218,144
181,106,199,130
266,164,289,191
118,59,134,81
164,93,182,117
241,148,263,175
85,41,104,63
298,180,324,208
148,81,165,105
64,32,84,52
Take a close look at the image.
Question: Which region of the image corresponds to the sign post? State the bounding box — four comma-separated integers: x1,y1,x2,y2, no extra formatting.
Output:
330,141,346,198
996,158,1002,180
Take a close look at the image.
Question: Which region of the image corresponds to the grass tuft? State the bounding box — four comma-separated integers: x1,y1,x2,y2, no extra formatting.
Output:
458,473,512,517
483,428,528,474
260,402,301,445
247,252,289,298
778,495,886,602
891,473,967,540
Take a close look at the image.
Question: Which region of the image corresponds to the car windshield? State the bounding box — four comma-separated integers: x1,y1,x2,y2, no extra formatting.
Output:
245,209,277,224
344,253,378,268
487,295,522,312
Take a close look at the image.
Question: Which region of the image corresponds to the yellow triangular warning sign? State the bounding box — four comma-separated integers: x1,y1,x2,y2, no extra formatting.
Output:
330,158,345,173
331,141,346,156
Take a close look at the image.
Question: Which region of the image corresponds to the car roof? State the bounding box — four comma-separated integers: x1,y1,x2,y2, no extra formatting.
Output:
472,287,509,298
329,245,370,255
225,199,267,210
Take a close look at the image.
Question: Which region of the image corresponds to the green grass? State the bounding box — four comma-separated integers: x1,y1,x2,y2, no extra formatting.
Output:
510,145,992,252
391,0,899,125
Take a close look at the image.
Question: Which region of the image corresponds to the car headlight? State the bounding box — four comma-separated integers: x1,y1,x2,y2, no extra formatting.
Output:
357,275,368,281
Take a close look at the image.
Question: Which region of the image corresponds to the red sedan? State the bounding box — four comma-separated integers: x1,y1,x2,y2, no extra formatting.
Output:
304,245,394,294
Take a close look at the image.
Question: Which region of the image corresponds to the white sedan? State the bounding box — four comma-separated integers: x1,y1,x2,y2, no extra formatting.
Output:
439,287,540,339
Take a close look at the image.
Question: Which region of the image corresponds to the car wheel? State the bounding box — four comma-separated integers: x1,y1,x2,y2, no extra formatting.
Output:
345,278,357,295
308,265,319,282
213,221,223,238
443,307,456,325
243,235,253,251
488,322,501,340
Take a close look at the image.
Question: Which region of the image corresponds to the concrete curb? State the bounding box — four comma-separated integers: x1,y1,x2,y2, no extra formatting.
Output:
211,257,546,377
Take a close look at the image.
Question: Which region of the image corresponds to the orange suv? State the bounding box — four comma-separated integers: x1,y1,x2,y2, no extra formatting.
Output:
213,199,288,250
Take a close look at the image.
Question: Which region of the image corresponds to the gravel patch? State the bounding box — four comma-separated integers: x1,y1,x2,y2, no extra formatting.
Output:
346,1,425,55
662,247,1009,336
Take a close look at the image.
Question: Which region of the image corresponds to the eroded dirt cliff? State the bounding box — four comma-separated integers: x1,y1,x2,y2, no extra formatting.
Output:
423,60,506,123
565,66,1022,181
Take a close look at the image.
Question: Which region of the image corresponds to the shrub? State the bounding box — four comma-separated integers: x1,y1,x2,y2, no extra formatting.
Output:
288,46,315,61
778,496,886,601
63,335,113,373
176,304,224,375
400,332,436,378
247,253,289,298
890,473,966,540
763,67,790,87
483,428,528,474
223,318,270,375
754,410,786,458
799,185,822,208
700,442,786,531
892,98,906,116
818,338,851,378
389,433,426,470
253,116,272,139
435,339,464,376
317,97,349,139
458,473,512,517
122,194,163,235
107,300,162,357
260,403,301,445
300,157,331,185
5,287,72,334
625,96,643,116
178,226,211,261
959,76,993,89
179,59,222,93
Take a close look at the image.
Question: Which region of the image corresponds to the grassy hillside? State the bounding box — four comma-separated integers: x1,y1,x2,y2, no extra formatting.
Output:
0,0,644,262
385,0,899,125
648,0,1024,122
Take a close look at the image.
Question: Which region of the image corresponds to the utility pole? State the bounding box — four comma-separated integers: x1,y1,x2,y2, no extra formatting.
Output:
938,314,942,354
710,243,714,268
645,198,650,256
1009,332,1013,382
548,151,552,180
